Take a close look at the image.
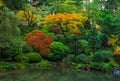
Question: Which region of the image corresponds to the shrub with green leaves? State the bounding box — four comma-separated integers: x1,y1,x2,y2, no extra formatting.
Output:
79,40,89,48
92,51,104,62
2,41,22,59
90,60,119,71
54,34,66,44
66,54,76,62
75,54,89,64
98,50,113,62
14,53,42,63
41,29,56,39
14,54,28,62
39,59,52,67
84,47,93,55
90,62,104,71
49,42,69,61
20,27,32,36
25,53,41,63
22,42,33,53
107,60,119,69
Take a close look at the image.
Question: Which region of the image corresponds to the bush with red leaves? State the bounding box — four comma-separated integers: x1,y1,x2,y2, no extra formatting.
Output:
25,30,54,57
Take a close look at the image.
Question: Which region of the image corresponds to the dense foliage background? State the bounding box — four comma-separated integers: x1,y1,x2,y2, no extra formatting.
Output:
0,0,120,71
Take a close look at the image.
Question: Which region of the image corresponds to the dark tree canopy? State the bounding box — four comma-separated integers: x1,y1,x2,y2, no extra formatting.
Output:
2,0,28,10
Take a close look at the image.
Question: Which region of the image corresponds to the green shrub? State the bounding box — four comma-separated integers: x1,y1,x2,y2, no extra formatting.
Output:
48,52,54,59
66,54,75,62
90,59,119,71
39,59,52,67
41,29,56,39
102,62,117,71
75,64,83,69
3,42,22,59
90,62,104,71
75,54,89,64
14,54,28,62
84,47,93,55
79,40,89,48
54,34,66,44
22,42,33,53
20,27,32,36
0,62,18,69
108,60,119,69
49,42,69,61
92,51,104,62
48,52,63,61
25,52,41,63
99,50,113,62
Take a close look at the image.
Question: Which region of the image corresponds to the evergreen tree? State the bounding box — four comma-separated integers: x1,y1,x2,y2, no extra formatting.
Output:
0,7,22,59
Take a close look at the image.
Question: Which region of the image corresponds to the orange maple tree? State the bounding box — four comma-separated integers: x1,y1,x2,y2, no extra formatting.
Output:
25,30,54,57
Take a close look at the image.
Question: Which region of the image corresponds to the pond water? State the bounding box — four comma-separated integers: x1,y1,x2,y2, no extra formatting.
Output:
0,67,120,81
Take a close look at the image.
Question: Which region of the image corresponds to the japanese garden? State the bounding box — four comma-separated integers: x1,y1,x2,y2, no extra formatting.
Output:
0,0,120,81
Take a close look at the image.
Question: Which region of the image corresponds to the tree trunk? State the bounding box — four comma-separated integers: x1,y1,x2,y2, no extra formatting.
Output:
59,23,68,44
0,49,3,58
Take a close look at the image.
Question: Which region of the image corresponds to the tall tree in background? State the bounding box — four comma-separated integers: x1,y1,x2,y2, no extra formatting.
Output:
94,0,120,12
2,0,28,10
83,2,101,29
50,0,77,14
17,4,41,27
0,7,22,59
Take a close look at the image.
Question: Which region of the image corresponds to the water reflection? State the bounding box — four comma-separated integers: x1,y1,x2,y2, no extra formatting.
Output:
0,67,120,81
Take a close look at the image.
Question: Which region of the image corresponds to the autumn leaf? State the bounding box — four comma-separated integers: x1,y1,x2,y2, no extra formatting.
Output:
114,46,120,55
43,13,87,34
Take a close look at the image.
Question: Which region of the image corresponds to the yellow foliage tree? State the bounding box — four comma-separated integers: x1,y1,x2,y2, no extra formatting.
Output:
43,13,87,42
16,4,41,27
114,46,120,55
0,0,3,6
44,13,87,29
43,13,87,39
17,10,41,27
108,34,118,47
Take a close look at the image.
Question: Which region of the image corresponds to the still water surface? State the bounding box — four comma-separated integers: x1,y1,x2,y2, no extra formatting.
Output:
0,67,120,81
